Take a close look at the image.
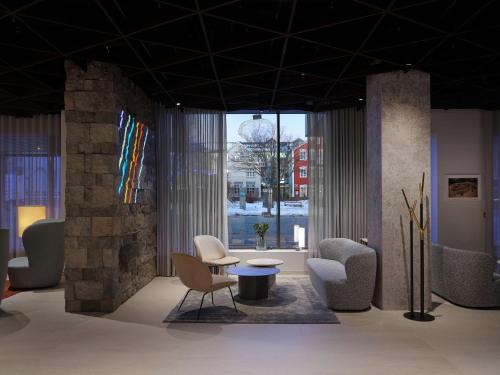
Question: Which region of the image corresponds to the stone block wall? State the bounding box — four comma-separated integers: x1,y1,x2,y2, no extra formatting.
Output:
64,60,156,313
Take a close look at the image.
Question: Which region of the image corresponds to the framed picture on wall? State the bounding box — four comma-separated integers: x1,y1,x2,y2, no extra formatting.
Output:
447,175,481,199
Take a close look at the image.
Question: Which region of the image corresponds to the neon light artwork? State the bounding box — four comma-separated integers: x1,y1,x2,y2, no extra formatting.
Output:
116,111,150,204
118,116,135,195
118,115,131,169
134,127,148,203
129,123,144,204
118,110,124,130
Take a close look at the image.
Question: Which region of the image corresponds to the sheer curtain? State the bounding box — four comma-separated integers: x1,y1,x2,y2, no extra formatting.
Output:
0,114,62,256
307,107,366,257
156,107,227,276
493,112,500,265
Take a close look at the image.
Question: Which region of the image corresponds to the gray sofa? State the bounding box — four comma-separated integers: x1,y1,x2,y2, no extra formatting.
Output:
8,219,64,289
0,228,8,304
307,238,377,311
431,244,500,308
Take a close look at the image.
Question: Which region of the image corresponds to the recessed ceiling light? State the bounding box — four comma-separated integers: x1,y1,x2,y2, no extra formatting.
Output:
405,63,412,66
358,98,364,101
300,72,306,76
176,102,181,106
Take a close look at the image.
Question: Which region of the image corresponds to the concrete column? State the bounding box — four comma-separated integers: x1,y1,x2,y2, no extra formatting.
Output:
366,70,432,310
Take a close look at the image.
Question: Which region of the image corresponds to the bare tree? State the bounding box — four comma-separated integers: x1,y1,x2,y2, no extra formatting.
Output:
228,118,300,213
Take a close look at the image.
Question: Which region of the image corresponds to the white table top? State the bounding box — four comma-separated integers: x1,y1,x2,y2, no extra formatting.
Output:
246,258,284,267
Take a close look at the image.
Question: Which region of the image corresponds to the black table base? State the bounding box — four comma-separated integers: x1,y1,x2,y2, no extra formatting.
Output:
404,311,435,322
238,275,273,300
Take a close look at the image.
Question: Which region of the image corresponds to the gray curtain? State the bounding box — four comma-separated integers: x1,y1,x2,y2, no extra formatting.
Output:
156,106,227,276
0,114,62,257
493,111,500,264
307,107,366,257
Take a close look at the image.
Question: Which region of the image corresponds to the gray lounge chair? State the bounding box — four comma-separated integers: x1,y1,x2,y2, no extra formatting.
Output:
8,219,64,289
307,238,377,311
431,244,500,308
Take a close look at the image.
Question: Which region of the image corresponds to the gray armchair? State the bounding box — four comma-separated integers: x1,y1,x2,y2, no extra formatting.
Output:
0,228,8,304
307,238,377,311
8,219,64,289
431,244,500,308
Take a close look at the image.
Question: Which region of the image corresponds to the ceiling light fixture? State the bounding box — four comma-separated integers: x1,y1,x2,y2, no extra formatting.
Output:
176,102,181,106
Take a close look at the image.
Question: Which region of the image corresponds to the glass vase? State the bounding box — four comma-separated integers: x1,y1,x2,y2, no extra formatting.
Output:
256,236,267,250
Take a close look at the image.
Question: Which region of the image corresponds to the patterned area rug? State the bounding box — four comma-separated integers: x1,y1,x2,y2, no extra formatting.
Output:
164,276,339,324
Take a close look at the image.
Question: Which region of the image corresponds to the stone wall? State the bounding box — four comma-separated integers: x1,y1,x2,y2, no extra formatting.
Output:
64,60,156,313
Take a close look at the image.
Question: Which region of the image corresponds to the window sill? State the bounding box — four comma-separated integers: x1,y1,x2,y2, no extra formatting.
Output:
229,248,308,253
228,248,308,273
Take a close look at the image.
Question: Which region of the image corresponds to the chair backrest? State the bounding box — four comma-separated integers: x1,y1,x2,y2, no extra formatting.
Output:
443,247,495,288
23,219,64,273
430,244,445,295
0,228,9,304
319,238,373,265
171,253,212,292
193,235,226,262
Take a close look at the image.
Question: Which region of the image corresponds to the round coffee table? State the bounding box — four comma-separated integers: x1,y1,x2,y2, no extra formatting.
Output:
226,266,280,300
246,258,284,267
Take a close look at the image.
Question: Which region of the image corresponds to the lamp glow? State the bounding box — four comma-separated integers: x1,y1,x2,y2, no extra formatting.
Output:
17,206,46,237
298,227,305,249
293,225,299,243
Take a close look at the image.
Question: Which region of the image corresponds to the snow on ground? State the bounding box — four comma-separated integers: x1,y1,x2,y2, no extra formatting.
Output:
228,200,308,216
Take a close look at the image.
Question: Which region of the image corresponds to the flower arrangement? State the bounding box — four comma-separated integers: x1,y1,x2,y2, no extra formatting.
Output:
253,223,269,240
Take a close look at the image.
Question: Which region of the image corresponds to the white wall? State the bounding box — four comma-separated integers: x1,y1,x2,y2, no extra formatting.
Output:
431,109,493,253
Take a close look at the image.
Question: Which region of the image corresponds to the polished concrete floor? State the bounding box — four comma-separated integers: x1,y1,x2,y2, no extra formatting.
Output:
1,276,499,375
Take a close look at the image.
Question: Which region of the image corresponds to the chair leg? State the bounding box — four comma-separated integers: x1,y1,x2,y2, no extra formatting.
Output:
177,289,192,312
228,286,238,312
211,292,214,305
197,292,207,320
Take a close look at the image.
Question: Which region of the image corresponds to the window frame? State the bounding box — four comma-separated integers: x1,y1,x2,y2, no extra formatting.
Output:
226,111,308,249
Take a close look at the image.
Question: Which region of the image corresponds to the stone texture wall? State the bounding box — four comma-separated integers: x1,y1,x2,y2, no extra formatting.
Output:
64,60,156,313
366,70,432,310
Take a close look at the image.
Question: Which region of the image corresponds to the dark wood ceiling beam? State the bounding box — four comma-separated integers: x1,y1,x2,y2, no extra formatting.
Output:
314,0,398,111
94,0,177,105
270,0,297,107
195,0,227,110
0,0,45,21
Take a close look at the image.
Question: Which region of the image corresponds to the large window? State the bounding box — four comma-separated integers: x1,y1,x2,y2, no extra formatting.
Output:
226,113,308,248
0,114,62,256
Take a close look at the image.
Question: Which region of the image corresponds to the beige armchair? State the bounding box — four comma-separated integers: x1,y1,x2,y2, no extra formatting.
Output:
193,235,239,273
171,253,238,319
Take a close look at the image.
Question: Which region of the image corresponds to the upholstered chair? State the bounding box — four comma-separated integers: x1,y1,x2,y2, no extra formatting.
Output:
193,235,240,272
0,228,9,305
307,238,377,311
431,245,500,308
8,219,64,289
171,253,238,319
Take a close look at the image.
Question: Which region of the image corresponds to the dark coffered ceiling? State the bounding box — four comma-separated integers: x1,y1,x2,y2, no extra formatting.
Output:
0,0,499,116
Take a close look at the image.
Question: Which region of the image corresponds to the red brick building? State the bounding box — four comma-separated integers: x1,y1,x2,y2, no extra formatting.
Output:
293,142,308,197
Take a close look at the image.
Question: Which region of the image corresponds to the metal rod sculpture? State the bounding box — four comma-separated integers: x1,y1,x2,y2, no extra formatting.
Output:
402,172,435,322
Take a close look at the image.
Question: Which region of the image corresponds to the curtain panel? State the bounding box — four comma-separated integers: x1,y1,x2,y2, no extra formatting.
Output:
0,114,62,256
156,107,227,276
307,108,366,257
493,112,500,264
